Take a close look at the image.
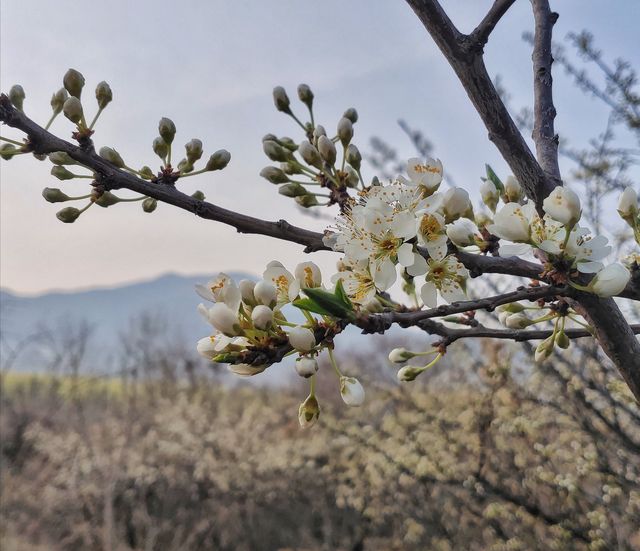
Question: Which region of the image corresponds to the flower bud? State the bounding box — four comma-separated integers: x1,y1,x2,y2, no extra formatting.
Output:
282,161,302,175
342,107,358,123
588,263,630,297
344,165,359,188
295,194,319,208
278,137,298,152
49,151,76,165
496,302,525,314
346,144,361,171
295,356,318,378
142,197,157,213
158,117,176,145
339,376,365,407
94,191,121,207
337,117,353,147
288,326,316,353
298,394,320,428
475,212,492,228
177,158,194,174
446,218,478,247
231,363,269,377
262,133,278,143
279,183,307,198
543,187,581,226
51,165,75,180
254,280,277,307
397,365,426,382
388,348,416,363
504,176,523,203
272,86,291,113
534,336,554,362
297,83,314,108
50,88,68,115
95,81,113,109
191,190,206,201
63,68,85,99
504,313,532,329
313,125,327,141
442,187,473,222
0,144,18,160
480,179,500,212
99,146,125,168
295,261,322,288
205,149,231,171
139,165,154,179
42,187,70,203
62,96,83,124
260,166,289,184
209,303,241,335
239,279,256,305
317,135,336,165
56,206,81,223
617,186,638,224
152,137,169,161
185,138,203,163
298,140,323,169
251,304,273,330
263,140,289,162
555,330,570,349
9,84,25,111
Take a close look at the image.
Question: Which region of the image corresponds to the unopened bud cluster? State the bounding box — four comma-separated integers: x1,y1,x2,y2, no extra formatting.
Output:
260,83,364,209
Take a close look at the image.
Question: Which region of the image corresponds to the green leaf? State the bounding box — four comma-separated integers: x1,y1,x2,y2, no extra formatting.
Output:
333,279,353,309
292,298,334,317
301,286,354,319
485,164,504,194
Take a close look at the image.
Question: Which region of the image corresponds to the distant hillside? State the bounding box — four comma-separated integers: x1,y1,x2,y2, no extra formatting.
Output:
0,272,411,378
0,272,251,372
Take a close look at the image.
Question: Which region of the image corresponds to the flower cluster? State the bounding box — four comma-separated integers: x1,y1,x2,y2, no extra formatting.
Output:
195,263,365,429
326,158,480,309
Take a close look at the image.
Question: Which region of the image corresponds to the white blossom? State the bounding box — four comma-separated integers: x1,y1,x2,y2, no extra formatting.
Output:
488,202,535,243
403,156,443,196
263,264,300,304
195,273,241,311
295,261,322,288
420,255,469,307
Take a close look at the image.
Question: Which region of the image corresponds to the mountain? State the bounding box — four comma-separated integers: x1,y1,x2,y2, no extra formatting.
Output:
0,272,249,372
0,272,411,380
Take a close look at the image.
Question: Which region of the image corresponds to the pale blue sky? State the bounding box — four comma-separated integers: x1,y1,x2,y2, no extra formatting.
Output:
1,0,638,294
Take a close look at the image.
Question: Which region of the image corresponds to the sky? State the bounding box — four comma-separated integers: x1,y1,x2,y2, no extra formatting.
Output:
1,0,638,295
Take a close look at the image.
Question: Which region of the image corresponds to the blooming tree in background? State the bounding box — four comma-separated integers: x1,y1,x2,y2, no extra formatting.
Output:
1,0,639,425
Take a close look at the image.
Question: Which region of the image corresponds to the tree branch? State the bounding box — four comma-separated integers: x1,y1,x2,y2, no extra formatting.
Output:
470,0,517,48
404,0,556,208
0,95,327,253
358,284,567,334
531,0,561,183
